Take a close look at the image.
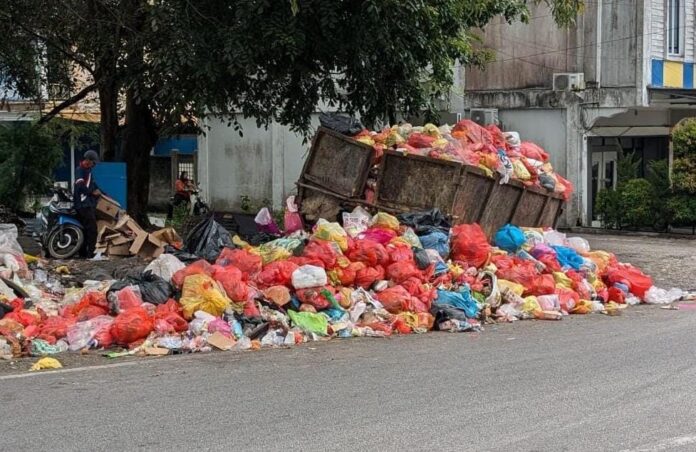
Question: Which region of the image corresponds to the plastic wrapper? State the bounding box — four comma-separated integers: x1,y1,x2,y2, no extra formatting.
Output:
342,207,371,238
144,254,186,283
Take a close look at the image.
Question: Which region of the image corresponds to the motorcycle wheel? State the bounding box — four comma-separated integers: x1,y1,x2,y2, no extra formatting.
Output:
46,225,84,259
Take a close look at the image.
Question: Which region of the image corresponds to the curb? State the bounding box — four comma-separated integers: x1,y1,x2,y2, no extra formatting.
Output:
562,227,696,240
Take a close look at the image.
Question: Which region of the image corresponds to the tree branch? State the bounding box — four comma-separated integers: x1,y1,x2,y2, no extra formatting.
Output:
37,82,97,124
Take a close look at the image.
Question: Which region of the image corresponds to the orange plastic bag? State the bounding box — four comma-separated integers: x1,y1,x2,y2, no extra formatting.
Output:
386,261,423,284
354,265,385,289
347,240,389,267
255,260,299,288
172,259,214,288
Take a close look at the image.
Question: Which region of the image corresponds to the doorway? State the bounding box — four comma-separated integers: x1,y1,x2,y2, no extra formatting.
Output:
590,149,618,227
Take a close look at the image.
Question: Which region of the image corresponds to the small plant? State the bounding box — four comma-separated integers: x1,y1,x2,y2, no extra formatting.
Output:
240,195,252,212
595,188,623,229
619,179,654,229
168,202,191,232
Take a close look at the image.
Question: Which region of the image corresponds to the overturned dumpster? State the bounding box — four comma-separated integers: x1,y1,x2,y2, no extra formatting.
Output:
297,123,566,237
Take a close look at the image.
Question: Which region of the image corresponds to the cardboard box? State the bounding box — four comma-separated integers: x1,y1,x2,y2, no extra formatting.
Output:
207,332,236,351
96,195,121,220
151,228,182,245
129,232,165,258
107,243,132,256
109,235,132,246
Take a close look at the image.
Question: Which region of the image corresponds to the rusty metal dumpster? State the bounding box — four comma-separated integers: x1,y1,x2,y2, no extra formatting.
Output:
297,127,564,237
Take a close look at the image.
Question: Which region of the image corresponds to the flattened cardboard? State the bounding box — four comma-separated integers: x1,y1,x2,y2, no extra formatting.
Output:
107,243,132,256
96,195,121,220
207,332,235,351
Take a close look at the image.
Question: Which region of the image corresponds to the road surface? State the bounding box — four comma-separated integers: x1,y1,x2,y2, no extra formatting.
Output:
1,233,695,451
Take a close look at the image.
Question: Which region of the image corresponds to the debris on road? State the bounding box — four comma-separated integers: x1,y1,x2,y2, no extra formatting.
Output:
0,207,685,364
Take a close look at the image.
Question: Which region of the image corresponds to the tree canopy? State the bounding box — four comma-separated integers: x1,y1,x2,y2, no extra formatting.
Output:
0,0,584,218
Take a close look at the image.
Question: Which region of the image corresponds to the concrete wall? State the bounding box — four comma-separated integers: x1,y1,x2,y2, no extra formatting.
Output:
198,115,319,211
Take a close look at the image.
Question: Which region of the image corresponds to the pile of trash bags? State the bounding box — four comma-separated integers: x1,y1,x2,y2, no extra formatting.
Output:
0,209,678,359
351,120,573,200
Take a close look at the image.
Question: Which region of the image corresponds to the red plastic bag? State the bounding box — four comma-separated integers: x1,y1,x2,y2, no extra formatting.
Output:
65,291,109,320
495,257,538,288
296,286,335,310
606,265,653,298
375,286,427,314
520,142,549,162
38,316,75,341
212,265,249,301
302,239,339,269
387,242,414,263
555,287,580,312
524,274,556,296
452,120,493,145
336,262,366,286
110,307,154,345
401,277,436,309
607,287,626,304
155,298,182,315
537,253,562,272
154,310,188,333
386,261,423,284
407,133,436,149
486,124,507,150
450,224,491,268
355,265,385,289
172,259,214,287
115,286,143,311
215,248,262,278
93,324,113,348
347,240,389,267
255,260,299,288
392,316,412,334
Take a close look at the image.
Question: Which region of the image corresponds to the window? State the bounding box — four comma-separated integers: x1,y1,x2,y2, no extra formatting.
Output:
667,0,683,56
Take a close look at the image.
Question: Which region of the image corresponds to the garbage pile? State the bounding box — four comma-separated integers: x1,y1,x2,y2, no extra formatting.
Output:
0,209,678,360
350,120,573,200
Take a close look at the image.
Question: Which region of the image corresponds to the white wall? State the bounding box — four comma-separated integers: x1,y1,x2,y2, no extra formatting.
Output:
198,115,319,211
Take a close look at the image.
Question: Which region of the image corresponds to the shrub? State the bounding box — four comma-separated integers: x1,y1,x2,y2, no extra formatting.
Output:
619,179,655,228
672,118,696,159
595,188,623,229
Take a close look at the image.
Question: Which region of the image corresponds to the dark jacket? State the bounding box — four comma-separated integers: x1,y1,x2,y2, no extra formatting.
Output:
73,165,100,209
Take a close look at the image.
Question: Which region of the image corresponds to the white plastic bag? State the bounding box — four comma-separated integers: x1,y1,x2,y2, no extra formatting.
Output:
644,286,684,304
0,224,26,272
291,265,327,289
144,254,186,283
543,230,567,247
567,237,591,254
342,207,371,238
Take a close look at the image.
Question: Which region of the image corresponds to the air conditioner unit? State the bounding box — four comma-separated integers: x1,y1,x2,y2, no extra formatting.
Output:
469,108,498,126
553,73,585,91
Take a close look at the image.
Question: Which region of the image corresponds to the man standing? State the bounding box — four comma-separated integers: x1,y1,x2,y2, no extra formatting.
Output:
73,150,102,258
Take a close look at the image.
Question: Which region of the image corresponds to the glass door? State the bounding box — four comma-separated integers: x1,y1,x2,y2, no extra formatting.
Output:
591,151,618,226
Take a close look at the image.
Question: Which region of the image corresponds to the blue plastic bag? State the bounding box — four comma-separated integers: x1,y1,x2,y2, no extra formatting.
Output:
419,230,449,259
494,224,526,253
552,245,584,270
434,287,480,318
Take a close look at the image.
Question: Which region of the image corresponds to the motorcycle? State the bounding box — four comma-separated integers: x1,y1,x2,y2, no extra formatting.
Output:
36,187,85,259
169,183,210,217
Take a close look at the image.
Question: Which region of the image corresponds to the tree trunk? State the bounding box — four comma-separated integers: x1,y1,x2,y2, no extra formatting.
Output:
98,80,118,161
121,89,157,225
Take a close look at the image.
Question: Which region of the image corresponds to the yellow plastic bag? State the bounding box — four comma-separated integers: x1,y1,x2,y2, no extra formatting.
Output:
448,262,465,279
553,272,573,289
589,251,612,273
497,279,525,297
257,238,302,265
371,212,400,231
513,160,531,180
519,296,541,315
422,123,442,138
432,138,449,149
232,235,251,249
180,274,236,319
30,357,62,371
313,220,348,251
356,135,375,146
385,129,405,147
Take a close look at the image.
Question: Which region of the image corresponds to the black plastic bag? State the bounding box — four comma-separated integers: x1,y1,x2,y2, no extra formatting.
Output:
539,173,556,191
0,301,12,320
430,304,470,325
413,247,431,270
164,245,200,264
319,113,364,136
397,209,451,234
108,271,173,305
184,216,234,262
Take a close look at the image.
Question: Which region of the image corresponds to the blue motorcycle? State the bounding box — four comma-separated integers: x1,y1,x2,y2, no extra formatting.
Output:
36,187,85,259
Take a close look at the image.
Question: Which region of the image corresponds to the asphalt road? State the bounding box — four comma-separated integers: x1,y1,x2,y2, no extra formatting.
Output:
1,234,695,451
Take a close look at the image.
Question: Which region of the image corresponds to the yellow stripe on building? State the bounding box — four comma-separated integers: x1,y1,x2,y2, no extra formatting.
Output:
664,61,684,88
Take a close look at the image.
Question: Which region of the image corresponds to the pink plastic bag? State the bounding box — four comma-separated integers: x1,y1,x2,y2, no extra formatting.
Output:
283,196,303,234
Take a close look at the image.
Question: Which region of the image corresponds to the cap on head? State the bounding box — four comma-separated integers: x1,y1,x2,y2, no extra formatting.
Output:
83,150,100,163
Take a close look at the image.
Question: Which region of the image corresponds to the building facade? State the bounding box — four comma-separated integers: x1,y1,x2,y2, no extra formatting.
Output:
464,0,696,227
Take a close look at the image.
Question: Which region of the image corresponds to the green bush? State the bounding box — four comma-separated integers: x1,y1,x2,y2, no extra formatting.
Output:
619,179,655,228
672,118,696,158
0,123,62,210
595,188,623,229
668,194,696,226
